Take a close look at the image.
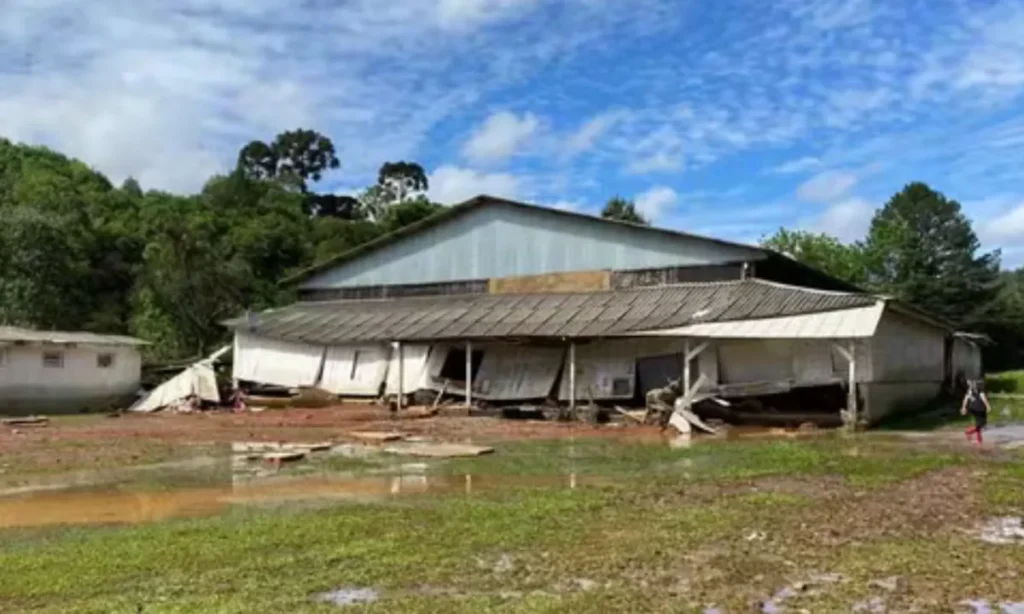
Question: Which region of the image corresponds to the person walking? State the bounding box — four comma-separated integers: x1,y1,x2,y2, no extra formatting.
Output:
961,379,991,445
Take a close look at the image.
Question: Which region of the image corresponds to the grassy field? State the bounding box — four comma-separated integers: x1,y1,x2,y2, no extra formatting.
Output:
1,431,1023,613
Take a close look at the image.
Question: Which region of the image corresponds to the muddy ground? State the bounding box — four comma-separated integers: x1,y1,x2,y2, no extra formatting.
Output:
0,404,669,478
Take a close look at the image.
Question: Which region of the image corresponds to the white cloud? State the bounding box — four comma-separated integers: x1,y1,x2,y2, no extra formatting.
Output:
796,170,859,203
811,197,873,242
979,202,1024,244
462,111,540,164
635,186,679,222
436,0,540,29
563,112,622,156
428,165,520,204
769,156,822,175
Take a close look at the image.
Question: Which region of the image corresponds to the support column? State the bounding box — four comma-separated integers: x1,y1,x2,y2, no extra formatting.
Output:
465,340,473,409
847,340,857,427
832,340,858,429
682,338,691,399
568,341,577,411
396,341,404,410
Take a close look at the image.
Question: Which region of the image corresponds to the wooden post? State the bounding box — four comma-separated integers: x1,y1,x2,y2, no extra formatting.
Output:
832,341,858,429
465,340,473,409
568,341,577,411
847,340,857,427
396,341,404,410
682,338,691,399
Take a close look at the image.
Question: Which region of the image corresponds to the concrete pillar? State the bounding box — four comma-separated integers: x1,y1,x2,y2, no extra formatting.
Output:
847,340,857,427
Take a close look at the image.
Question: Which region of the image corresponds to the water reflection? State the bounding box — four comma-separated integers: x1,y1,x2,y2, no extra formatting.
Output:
0,471,583,529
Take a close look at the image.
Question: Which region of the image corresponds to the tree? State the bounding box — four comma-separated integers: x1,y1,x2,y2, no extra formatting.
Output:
378,161,428,203
379,197,444,232
236,129,339,193
761,228,867,286
863,182,1001,326
601,196,649,225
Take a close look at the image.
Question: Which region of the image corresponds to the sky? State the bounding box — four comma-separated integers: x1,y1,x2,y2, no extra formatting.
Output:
3,0,1024,265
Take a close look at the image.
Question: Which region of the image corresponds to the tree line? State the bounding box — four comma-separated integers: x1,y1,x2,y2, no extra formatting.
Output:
0,129,442,360
760,183,1023,370
1,129,1019,368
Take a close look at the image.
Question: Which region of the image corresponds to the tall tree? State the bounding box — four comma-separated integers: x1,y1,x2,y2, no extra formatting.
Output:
377,161,428,203
601,196,649,225
236,129,339,193
863,182,1001,326
761,228,867,286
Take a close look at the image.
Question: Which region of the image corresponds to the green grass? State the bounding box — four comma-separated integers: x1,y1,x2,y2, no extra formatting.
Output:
1,435,1022,613
986,370,1024,394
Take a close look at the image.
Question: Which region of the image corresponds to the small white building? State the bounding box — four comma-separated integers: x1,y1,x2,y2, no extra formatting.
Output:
0,327,146,415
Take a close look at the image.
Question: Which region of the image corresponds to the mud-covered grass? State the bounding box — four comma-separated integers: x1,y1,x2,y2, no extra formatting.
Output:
2,432,1024,613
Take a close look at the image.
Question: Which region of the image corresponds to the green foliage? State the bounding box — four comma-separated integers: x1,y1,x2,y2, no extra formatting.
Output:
0,132,443,360
761,228,867,285
863,182,1001,327
235,129,339,192
600,196,649,225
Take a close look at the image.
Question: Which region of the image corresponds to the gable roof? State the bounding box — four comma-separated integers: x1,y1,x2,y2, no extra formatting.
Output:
227,278,879,344
283,195,772,287
0,326,147,347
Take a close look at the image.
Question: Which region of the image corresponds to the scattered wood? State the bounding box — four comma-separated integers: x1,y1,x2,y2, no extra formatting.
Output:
383,443,494,458
349,431,406,443
613,406,646,423
675,406,716,434
402,405,440,419
1,416,48,427
431,380,449,411
263,451,306,463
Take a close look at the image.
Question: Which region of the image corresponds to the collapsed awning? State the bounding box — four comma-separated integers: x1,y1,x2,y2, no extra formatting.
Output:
223,279,878,344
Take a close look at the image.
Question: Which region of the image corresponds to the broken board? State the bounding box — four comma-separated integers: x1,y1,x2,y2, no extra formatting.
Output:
1,416,48,427
668,412,692,434
674,407,717,434
349,431,406,443
383,443,494,458
263,451,306,463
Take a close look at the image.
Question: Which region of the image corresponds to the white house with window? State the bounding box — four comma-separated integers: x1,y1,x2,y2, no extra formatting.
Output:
0,327,146,415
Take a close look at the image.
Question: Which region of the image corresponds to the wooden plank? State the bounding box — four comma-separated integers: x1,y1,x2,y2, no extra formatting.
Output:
383,443,495,458
349,431,406,443
1,416,49,427
263,451,306,463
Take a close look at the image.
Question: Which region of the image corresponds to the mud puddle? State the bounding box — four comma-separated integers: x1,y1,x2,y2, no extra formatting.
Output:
0,471,583,529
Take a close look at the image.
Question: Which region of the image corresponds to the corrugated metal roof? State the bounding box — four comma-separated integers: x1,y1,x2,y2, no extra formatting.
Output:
226,279,878,344
632,303,885,339
0,326,147,346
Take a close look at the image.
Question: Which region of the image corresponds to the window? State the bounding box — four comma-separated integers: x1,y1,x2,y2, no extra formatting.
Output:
42,351,64,368
97,353,115,369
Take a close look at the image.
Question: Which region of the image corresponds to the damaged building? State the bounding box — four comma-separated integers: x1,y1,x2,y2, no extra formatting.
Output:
224,195,982,427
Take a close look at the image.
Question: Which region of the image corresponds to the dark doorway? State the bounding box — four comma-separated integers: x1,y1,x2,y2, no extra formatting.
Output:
439,346,484,381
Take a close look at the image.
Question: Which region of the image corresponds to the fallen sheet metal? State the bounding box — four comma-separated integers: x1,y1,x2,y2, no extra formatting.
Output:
131,346,227,413
383,443,495,458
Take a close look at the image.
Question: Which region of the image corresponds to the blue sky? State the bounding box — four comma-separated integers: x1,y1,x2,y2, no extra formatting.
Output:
3,0,1024,264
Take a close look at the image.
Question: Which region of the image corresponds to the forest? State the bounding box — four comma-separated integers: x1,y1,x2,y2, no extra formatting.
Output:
1,128,1020,368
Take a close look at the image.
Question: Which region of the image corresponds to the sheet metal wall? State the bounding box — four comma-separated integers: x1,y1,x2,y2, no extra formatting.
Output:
868,311,945,383
952,338,982,380
384,344,433,395
233,332,325,389
320,344,390,396
301,202,759,289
